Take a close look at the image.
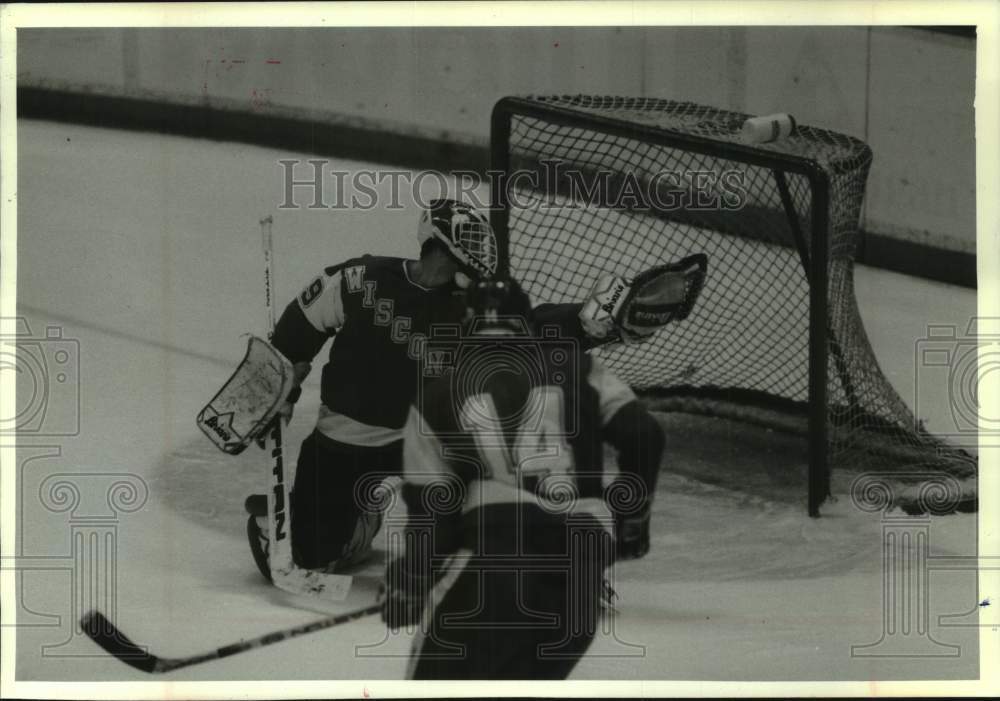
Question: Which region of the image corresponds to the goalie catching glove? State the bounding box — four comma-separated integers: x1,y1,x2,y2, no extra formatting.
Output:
580,253,708,344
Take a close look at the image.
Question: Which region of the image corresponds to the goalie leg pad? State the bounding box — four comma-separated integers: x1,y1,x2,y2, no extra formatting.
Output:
245,493,268,517
291,431,401,571
246,513,273,582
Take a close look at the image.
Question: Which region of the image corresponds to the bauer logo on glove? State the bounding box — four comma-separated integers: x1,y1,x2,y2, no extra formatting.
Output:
580,254,708,344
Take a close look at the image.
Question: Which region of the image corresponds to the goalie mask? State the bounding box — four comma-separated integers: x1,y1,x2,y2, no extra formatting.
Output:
463,278,533,336
418,198,498,283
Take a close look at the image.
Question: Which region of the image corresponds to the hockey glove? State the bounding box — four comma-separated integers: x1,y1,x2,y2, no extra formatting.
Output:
580,253,708,345
253,361,309,449
379,555,433,631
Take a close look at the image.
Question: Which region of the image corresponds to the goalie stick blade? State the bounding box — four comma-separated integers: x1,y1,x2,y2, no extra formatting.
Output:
273,566,353,600
81,610,160,673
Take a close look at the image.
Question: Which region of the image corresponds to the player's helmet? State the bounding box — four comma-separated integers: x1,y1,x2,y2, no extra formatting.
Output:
418,198,498,278
463,277,533,336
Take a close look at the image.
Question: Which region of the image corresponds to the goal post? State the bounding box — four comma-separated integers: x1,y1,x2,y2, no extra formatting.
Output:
488,95,975,516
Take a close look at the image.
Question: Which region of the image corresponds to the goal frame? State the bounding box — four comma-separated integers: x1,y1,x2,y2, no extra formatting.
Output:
489,96,834,516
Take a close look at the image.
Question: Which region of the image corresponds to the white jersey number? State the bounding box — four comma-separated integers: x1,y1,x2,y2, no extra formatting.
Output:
458,386,573,489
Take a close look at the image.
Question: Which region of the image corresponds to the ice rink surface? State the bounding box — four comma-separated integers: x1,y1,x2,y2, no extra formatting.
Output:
12,120,980,681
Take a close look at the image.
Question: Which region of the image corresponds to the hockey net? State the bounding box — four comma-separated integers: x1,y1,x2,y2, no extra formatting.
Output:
491,95,976,514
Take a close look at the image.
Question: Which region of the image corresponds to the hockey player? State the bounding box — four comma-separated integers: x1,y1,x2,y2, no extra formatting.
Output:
246,199,498,577
245,198,705,580
382,278,665,679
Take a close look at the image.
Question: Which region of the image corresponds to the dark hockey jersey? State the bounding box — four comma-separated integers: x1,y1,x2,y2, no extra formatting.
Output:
401,349,636,514
271,255,466,445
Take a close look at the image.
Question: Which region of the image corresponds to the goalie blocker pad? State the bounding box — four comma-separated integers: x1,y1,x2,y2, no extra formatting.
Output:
580,253,708,344
197,336,295,455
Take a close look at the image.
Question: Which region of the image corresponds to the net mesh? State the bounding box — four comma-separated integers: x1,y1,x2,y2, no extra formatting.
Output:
497,95,976,486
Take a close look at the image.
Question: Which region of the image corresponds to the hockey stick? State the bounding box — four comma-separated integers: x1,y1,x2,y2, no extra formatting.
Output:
260,215,351,600
80,603,381,674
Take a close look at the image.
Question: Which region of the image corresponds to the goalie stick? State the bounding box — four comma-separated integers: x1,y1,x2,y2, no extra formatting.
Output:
80,603,381,674
260,215,352,600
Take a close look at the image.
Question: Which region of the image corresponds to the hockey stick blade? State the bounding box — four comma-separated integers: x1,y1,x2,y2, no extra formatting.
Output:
272,565,353,600
81,603,382,674
81,610,159,673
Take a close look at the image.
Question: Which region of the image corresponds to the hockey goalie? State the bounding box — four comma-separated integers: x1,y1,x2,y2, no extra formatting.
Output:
197,199,708,594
